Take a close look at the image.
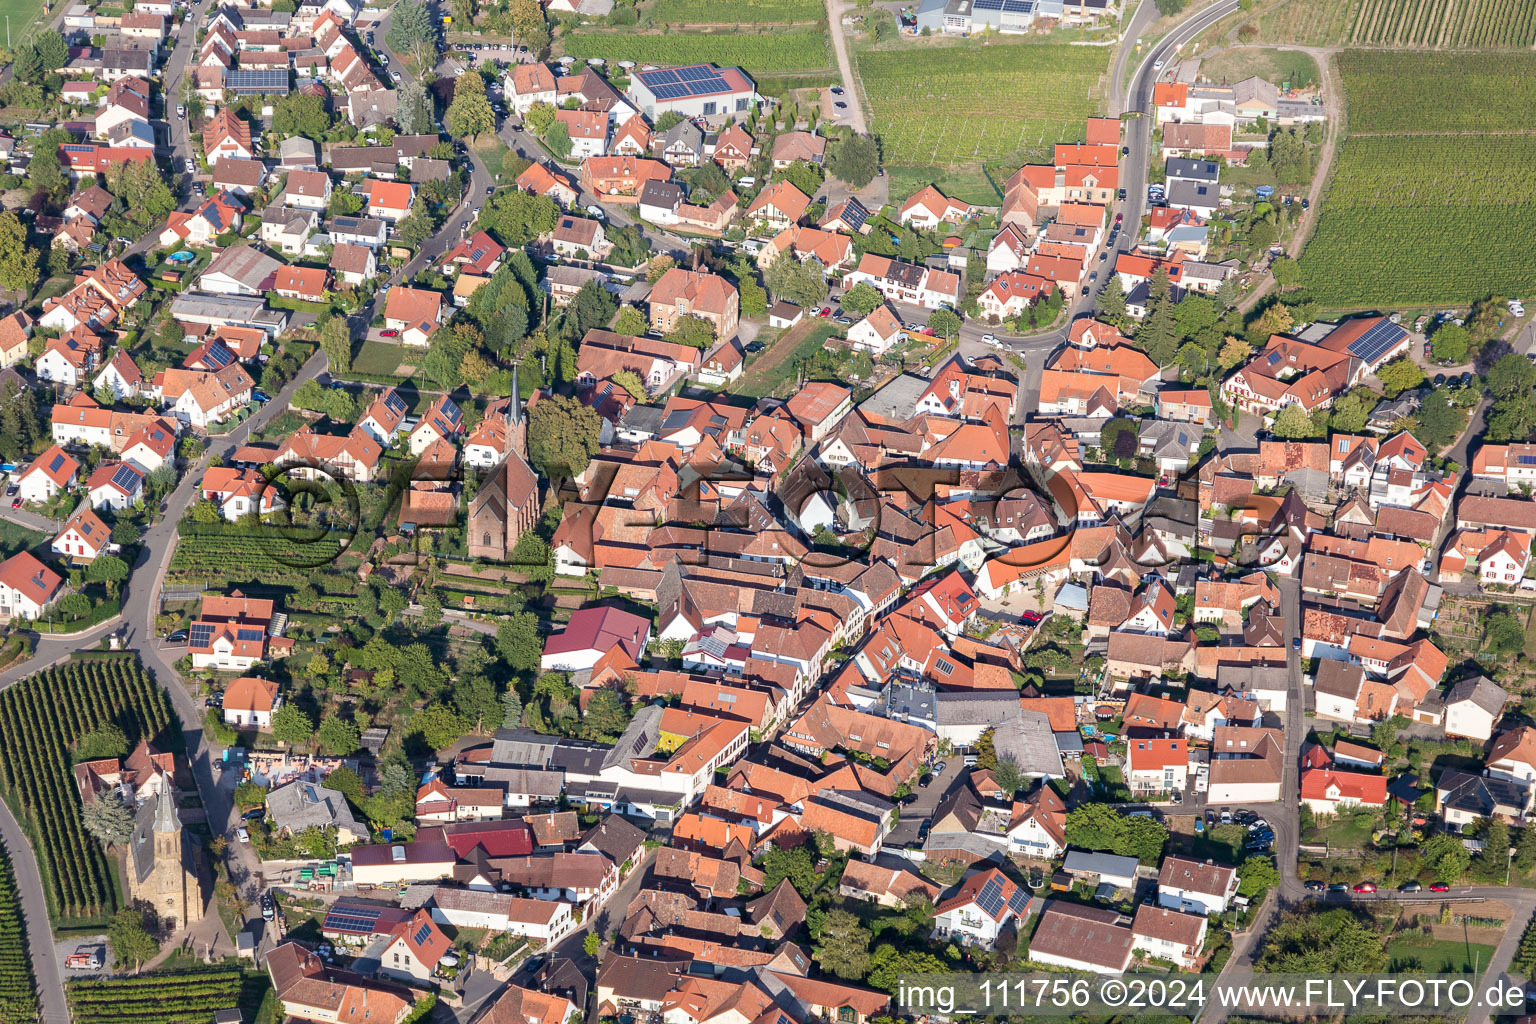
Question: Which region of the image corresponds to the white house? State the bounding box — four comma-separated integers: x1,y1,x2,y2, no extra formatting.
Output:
930,867,1030,950
847,305,904,356
0,551,64,621
1156,856,1238,916
1443,676,1508,742
86,461,144,511
52,505,113,564
15,446,79,504
428,888,575,943
1028,901,1135,974
222,675,280,729
1131,905,1208,970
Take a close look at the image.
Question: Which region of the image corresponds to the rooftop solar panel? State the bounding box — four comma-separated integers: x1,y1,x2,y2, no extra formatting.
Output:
236,627,264,641
675,65,714,81
385,391,408,415
111,465,140,490
189,624,214,647
1345,320,1407,365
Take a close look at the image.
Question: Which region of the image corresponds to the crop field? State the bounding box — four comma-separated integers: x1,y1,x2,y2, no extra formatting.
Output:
0,657,173,926
1296,53,1536,307
1338,51,1536,133
561,30,831,72
1255,0,1536,47
650,0,824,23
169,524,350,588
68,969,269,1024
856,42,1105,204
0,846,36,1024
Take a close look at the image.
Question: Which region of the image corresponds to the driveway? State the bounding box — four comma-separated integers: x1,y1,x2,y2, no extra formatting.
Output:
883,755,962,848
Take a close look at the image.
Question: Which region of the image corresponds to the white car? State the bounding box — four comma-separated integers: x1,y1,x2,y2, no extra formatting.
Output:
981,333,997,345
236,827,250,844
176,104,186,118
585,204,605,220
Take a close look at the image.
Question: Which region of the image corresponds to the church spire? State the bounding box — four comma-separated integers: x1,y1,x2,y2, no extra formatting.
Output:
509,362,522,428
152,774,180,833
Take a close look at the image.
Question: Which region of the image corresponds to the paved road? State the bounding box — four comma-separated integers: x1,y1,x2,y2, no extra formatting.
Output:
822,0,869,136
0,804,67,1024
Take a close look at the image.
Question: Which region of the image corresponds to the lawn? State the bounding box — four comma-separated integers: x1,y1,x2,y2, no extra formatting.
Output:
1254,0,1536,47
1295,52,1536,308
734,322,836,399
0,0,49,50
854,38,1106,206
1384,932,1495,974
471,135,519,185
0,518,45,561
352,340,404,376
1300,813,1376,849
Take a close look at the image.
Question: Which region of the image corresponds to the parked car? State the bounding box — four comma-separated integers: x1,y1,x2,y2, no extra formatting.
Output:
9,497,19,509
1304,880,1325,892
176,105,186,118
918,774,931,788
166,630,188,644
1292,636,1302,650
745,341,764,353
236,828,250,844
1434,373,1446,386
1328,882,1349,892
981,333,997,344
250,389,270,403
1353,882,1377,893
379,329,400,338
834,316,852,325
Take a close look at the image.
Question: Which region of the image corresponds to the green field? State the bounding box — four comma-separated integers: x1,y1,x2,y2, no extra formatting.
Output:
561,29,832,72
651,0,823,23
353,340,405,376
855,40,1105,204
1295,52,1536,307
1383,932,1495,973
0,0,48,49
1255,0,1536,47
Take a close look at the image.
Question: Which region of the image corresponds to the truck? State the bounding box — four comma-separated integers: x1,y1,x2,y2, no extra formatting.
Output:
65,949,102,970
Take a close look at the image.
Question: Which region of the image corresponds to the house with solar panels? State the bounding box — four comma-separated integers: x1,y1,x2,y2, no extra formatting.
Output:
931,866,1031,949
86,461,144,511
189,591,287,671
625,64,758,123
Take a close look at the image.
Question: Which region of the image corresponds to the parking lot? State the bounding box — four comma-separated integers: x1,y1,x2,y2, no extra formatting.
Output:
884,754,962,848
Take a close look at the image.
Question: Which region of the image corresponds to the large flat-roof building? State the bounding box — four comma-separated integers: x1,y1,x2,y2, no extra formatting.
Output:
625,64,758,121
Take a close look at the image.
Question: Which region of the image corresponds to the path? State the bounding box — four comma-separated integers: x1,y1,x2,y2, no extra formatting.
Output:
0,808,67,1024
822,0,869,136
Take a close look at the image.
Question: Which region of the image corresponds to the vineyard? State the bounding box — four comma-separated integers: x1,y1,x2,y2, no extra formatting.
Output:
168,523,350,588
0,845,37,1024
1255,0,1536,47
1296,53,1536,307
560,29,831,72
68,968,269,1024
0,656,174,925
855,42,1104,204
650,0,824,23
1338,51,1536,133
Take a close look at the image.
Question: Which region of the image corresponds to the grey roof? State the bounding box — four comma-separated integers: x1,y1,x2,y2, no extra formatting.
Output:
544,265,609,291
882,680,936,723
280,136,318,165
1166,179,1219,211
992,709,1066,779
578,813,646,864
638,179,684,207
1437,769,1526,817
1055,731,1085,754
490,727,558,768
602,703,662,771
550,742,609,777
659,119,703,154
857,372,929,421
170,292,265,320
481,766,564,797
617,403,666,436
1444,675,1508,717
1062,849,1140,881
130,786,178,884
204,244,282,289
265,779,364,837
1165,157,1220,183
935,690,1023,727
1054,582,1090,612
331,215,387,238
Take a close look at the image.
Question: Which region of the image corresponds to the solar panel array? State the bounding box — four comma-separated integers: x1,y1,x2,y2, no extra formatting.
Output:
189,624,214,648
977,876,1007,918
225,68,290,94
638,65,730,100
385,391,408,416
413,922,433,945
48,453,65,473
236,628,263,642
973,0,1035,12
1006,885,1030,916
1345,319,1408,366
110,464,140,491
205,339,236,368
1517,455,1536,466
324,904,387,934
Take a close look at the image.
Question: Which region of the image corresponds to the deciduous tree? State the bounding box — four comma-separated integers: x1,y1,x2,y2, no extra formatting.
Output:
528,394,601,477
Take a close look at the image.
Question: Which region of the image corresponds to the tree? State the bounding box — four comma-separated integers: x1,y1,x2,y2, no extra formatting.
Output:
1139,299,1181,366
826,134,880,188
1377,356,1424,399
666,315,716,350
1246,302,1294,344
1174,295,1218,340
85,554,129,595
815,909,872,980
10,43,42,84
613,304,648,335
765,256,827,309
1097,275,1127,320
991,755,1025,797
841,282,884,318
320,316,353,375
385,0,437,68
35,28,68,72
447,74,496,140
397,78,435,136
0,213,38,296
509,0,550,51
773,160,824,199
1237,856,1280,897
654,111,687,133
925,308,962,339
1270,257,1301,291
496,612,544,673
738,275,767,319
524,102,556,135
544,120,572,160
271,703,316,747
413,703,466,752
109,908,160,970
107,159,177,233
1328,389,1375,434
83,794,135,847
1487,392,1536,443
1421,832,1471,881
1489,353,1536,398
74,722,129,761
1486,613,1526,656
1154,0,1187,13
318,715,360,755
57,593,91,621
1430,323,1470,364
582,688,630,743
329,189,364,217
529,393,601,479
1479,817,1512,879
501,686,524,730
273,92,333,141
758,844,817,896
1271,402,1321,439
583,932,602,957
1063,803,1168,863
1515,824,1536,875
611,370,647,400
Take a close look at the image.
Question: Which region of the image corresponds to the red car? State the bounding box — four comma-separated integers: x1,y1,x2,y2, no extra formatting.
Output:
1115,213,1123,222
1352,882,1377,894
8,497,18,509
379,329,400,338
1430,882,1450,892
818,307,832,317
921,327,936,336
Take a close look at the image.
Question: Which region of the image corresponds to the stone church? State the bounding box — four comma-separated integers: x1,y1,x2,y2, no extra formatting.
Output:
126,773,203,931
469,370,541,562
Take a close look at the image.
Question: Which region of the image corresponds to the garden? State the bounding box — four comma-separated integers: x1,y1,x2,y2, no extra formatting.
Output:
0,655,174,927
853,40,1106,205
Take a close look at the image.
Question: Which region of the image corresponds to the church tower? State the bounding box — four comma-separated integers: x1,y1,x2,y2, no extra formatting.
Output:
507,362,527,461
128,773,203,931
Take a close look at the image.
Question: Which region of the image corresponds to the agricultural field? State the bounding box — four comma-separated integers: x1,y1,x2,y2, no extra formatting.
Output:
168,523,351,589
1338,50,1536,133
855,41,1105,205
1254,0,1536,47
1296,53,1536,307
0,656,174,926
560,30,832,72
67,968,269,1024
0,846,37,1024
650,0,823,23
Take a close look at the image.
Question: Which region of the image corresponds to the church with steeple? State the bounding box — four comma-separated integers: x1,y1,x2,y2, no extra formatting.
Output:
468,366,541,562
126,771,203,930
